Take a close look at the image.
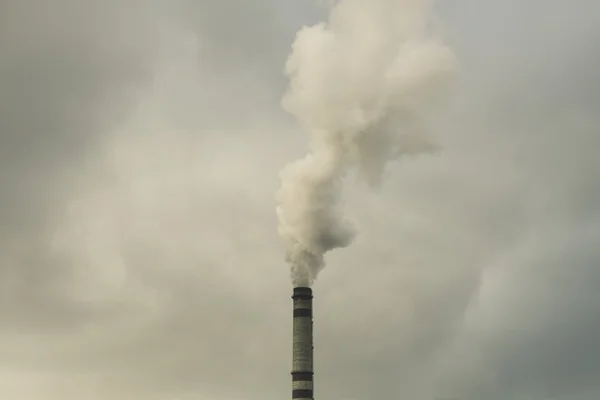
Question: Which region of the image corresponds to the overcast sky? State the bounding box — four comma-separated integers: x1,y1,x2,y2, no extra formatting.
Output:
1,1,599,399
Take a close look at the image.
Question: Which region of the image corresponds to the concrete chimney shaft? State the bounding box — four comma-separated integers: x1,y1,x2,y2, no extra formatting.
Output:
292,287,314,400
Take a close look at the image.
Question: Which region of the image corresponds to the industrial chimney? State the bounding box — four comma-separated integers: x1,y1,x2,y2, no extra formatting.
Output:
292,287,314,400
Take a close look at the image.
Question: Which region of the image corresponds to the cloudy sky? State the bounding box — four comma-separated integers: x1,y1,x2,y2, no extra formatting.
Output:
1,0,599,399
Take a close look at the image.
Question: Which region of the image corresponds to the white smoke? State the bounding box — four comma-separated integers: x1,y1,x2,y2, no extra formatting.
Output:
276,0,458,287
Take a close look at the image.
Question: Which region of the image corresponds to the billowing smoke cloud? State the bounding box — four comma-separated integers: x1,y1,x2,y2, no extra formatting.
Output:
276,0,458,287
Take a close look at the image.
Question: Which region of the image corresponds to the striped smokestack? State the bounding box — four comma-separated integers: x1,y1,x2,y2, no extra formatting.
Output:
292,287,314,400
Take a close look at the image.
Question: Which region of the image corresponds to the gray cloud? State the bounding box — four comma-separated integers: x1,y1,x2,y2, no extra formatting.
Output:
1,1,599,399
431,1,600,399
0,0,160,334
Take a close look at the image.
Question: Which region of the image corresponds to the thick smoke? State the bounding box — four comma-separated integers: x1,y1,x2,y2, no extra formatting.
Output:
276,0,458,287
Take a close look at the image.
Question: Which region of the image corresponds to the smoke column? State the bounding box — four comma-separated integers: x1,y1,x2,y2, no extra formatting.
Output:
276,0,458,287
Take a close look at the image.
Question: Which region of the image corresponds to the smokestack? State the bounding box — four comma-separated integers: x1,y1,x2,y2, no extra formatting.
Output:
292,287,314,400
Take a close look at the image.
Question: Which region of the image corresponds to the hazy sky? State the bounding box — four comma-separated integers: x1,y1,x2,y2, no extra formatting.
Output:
1,1,599,399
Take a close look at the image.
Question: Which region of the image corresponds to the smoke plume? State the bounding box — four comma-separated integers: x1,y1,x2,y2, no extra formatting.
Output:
276,0,458,287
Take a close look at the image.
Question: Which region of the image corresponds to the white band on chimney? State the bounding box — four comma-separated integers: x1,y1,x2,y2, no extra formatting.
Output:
292,381,314,390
